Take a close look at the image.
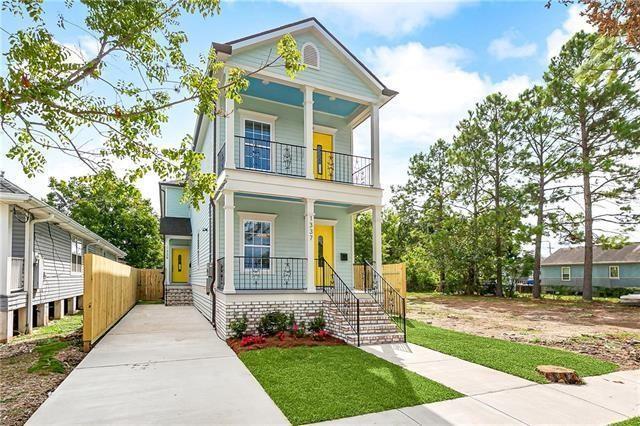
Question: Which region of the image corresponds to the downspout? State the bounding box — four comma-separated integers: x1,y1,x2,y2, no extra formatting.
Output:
25,213,55,334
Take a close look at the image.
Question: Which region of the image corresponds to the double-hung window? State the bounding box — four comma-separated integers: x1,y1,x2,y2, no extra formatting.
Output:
561,266,571,281
240,212,276,272
609,265,620,279
71,236,83,273
244,120,271,171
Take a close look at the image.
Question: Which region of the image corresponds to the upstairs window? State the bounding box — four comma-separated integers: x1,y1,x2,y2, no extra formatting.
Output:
561,266,571,281
244,120,271,171
302,43,319,69
609,265,620,279
71,236,83,273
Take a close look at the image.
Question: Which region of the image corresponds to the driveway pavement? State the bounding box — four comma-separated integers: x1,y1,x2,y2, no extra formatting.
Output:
27,305,288,425
320,343,639,425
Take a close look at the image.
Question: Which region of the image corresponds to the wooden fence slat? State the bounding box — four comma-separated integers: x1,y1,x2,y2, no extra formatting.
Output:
137,269,163,301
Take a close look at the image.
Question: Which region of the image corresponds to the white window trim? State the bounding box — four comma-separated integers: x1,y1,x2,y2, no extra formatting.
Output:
561,266,571,281
609,265,620,279
238,211,277,273
301,42,320,69
238,110,278,171
71,235,83,275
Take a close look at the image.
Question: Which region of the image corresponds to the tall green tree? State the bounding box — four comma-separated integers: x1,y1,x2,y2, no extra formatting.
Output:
544,32,640,301
515,85,572,299
392,139,455,291
453,94,525,297
46,170,163,268
1,0,304,206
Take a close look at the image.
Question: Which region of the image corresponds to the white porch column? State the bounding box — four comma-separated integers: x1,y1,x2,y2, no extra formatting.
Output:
370,103,381,188
372,205,383,271
225,94,236,169
223,191,235,293
305,199,315,292
213,198,220,290
303,86,314,179
0,204,10,296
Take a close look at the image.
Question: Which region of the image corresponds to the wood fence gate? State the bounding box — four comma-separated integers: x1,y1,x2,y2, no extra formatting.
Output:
137,269,164,301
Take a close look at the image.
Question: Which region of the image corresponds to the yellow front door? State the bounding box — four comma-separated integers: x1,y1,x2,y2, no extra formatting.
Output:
314,224,334,286
171,248,189,283
313,132,333,180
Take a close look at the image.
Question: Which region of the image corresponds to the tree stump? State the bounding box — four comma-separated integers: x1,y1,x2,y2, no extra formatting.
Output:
536,365,583,384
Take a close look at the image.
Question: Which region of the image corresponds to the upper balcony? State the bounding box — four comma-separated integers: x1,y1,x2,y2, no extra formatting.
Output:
217,136,372,186
215,76,381,190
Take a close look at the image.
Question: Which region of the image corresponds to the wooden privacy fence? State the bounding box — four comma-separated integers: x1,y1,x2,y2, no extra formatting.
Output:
83,256,164,351
353,263,407,297
137,269,164,301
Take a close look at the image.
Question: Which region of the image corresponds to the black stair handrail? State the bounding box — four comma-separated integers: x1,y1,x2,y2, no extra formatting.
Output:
318,258,361,346
363,260,407,342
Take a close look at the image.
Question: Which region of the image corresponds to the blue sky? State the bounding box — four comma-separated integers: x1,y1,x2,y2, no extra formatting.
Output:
1,0,591,221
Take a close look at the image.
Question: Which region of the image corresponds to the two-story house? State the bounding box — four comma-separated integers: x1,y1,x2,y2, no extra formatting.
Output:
159,18,405,345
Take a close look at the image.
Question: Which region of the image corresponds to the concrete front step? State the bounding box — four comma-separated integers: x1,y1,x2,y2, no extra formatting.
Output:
344,332,406,345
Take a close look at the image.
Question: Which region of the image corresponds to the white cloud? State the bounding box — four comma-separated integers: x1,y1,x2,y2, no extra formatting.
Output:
546,5,595,60
57,36,101,64
488,31,537,60
353,42,533,199
280,0,467,38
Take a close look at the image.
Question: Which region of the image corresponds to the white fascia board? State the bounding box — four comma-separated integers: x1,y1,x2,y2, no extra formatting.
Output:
0,193,30,204
222,168,382,206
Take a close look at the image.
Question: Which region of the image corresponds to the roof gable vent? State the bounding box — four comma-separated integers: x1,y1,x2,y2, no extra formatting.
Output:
302,43,319,69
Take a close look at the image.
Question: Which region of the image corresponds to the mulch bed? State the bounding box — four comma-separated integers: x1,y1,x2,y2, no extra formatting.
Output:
0,331,86,426
227,334,346,354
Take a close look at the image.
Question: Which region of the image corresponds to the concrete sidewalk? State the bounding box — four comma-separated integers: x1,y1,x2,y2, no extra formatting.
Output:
320,343,639,425
27,305,288,425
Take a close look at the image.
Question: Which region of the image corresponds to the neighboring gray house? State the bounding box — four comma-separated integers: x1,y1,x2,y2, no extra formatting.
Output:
541,244,640,289
0,173,126,342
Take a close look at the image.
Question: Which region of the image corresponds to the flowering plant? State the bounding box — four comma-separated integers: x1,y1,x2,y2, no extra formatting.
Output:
240,335,266,347
276,331,286,341
312,330,330,341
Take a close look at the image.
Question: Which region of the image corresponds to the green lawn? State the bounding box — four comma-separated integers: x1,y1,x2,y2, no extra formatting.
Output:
611,417,640,426
239,345,462,425
10,313,83,343
407,320,618,383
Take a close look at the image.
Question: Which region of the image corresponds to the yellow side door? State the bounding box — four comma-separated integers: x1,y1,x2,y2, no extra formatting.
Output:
171,248,189,283
314,224,334,286
313,132,334,180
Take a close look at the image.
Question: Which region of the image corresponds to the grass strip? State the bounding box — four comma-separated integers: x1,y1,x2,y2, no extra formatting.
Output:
407,320,618,383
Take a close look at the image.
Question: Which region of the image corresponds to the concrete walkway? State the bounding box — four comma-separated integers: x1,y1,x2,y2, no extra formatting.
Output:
319,343,639,425
27,305,288,425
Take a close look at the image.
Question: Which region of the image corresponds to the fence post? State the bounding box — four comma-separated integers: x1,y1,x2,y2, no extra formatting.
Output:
82,254,94,352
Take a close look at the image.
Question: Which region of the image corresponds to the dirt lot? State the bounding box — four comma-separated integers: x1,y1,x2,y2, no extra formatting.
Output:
408,293,640,370
0,317,85,426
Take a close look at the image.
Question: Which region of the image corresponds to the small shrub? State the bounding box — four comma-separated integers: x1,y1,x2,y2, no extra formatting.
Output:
287,312,295,331
292,321,306,338
308,312,326,333
257,311,289,336
240,335,266,347
229,314,248,339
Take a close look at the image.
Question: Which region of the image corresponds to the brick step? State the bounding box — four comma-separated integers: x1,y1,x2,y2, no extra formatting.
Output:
334,323,400,334
343,332,405,345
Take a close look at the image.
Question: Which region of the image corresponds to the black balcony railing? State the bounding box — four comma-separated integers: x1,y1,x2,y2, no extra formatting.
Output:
314,148,372,186
220,256,306,290
216,257,224,290
236,136,305,177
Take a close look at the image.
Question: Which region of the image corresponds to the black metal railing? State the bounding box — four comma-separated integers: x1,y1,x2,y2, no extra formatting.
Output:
317,258,361,346
233,256,306,290
236,136,305,177
217,145,225,174
363,260,406,342
216,257,224,290
314,148,372,186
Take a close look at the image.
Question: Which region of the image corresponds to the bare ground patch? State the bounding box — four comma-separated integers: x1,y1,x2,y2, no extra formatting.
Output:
408,293,640,370
0,327,85,426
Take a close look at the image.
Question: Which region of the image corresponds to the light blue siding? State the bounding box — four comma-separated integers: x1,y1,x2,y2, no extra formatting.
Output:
229,32,378,100
541,264,640,288
165,186,189,218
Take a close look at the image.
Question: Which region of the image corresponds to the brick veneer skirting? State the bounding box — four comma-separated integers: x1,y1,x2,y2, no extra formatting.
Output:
214,292,326,339
165,285,193,306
